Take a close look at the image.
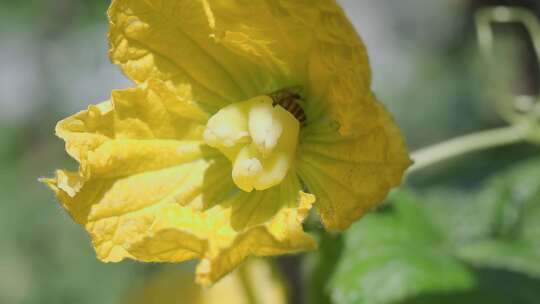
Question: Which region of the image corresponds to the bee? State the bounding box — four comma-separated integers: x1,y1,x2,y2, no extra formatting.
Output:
268,87,307,126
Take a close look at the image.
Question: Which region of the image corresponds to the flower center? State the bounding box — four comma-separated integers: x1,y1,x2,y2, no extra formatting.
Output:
203,91,301,192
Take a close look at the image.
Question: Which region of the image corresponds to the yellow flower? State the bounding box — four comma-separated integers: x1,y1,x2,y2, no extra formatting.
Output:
123,259,287,304
42,0,411,284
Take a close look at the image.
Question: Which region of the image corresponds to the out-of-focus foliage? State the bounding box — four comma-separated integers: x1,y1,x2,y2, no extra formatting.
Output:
122,259,287,304
329,193,475,304
457,158,540,277
0,162,140,304
0,1,138,303
328,157,540,304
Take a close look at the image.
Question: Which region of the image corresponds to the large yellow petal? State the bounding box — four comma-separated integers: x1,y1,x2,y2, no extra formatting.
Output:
108,0,269,109
195,174,316,285
43,167,315,285
106,0,406,153
55,101,115,164
107,0,350,113
298,95,411,231
287,4,411,230
56,79,209,179
45,74,315,284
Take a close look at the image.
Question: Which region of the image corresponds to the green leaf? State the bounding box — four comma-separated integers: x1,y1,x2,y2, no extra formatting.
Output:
455,157,540,277
458,240,540,277
304,231,344,304
329,193,476,304
398,268,540,304
329,157,540,304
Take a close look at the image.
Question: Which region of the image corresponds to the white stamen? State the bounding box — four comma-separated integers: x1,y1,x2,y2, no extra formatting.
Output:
249,103,283,157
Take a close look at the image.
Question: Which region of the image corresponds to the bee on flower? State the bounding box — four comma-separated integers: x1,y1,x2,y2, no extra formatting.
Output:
42,0,411,285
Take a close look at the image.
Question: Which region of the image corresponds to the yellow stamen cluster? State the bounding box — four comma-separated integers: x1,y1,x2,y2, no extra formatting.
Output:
204,96,300,192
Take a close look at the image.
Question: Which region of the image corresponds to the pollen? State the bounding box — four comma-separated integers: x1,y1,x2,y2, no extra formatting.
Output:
204,95,300,192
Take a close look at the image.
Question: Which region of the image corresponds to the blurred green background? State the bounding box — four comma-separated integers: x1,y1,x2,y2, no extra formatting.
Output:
1,0,539,303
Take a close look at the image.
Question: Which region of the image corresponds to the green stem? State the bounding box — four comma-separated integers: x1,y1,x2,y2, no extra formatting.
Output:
409,124,528,174
476,6,540,125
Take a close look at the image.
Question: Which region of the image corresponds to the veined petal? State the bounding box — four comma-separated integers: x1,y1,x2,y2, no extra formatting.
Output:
43,158,229,262
298,95,411,231
107,0,333,111
195,180,316,285
82,139,214,179
43,167,315,285
107,0,396,137
107,0,392,140
304,6,373,134
108,0,258,108
292,6,411,230
111,80,207,140
56,79,208,179
46,73,315,284
55,102,115,164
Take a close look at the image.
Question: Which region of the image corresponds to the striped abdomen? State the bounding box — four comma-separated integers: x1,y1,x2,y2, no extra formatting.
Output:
268,88,307,126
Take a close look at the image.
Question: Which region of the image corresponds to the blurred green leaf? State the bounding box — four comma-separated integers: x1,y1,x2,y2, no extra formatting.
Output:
399,267,540,304
455,157,540,277
330,157,540,304
0,163,141,304
329,193,475,304
304,232,344,304
458,240,540,278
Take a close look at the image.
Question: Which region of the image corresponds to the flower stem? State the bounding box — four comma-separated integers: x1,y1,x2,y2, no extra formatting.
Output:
409,124,528,174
